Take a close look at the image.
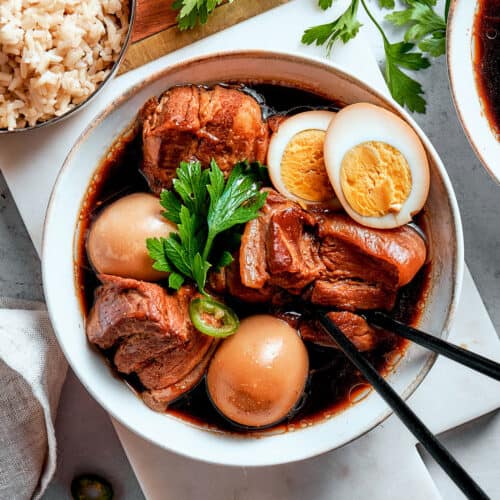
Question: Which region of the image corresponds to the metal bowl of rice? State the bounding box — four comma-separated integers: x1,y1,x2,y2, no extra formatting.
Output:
0,0,136,133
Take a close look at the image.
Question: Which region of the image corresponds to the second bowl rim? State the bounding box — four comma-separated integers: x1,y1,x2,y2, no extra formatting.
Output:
446,0,500,184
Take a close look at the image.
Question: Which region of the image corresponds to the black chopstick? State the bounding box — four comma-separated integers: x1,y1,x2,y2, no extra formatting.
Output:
318,313,490,500
364,311,500,382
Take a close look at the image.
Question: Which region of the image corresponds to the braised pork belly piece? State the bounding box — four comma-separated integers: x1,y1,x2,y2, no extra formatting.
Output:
240,189,323,293
204,190,425,352
86,275,217,409
309,214,427,311
299,311,391,352
220,190,426,314
142,342,218,411
140,85,269,194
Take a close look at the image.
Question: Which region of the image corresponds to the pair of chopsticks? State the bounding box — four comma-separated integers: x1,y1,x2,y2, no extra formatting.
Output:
318,311,500,500
365,311,500,382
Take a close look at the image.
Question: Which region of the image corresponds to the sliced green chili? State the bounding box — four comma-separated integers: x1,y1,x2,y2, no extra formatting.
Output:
189,297,239,337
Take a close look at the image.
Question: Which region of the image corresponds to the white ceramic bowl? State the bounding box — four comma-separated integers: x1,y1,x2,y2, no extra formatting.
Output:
447,0,500,183
43,50,463,466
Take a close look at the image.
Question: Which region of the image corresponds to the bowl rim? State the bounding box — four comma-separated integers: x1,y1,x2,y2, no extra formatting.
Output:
446,0,500,184
0,0,137,135
42,49,464,466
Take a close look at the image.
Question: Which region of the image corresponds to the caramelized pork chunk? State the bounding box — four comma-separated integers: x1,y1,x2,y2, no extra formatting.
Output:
141,85,269,194
310,214,427,310
86,274,190,352
300,311,390,352
231,190,426,311
239,189,323,293
86,275,217,409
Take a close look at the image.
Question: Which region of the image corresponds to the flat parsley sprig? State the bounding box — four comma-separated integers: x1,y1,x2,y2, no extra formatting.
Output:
302,0,447,113
385,0,447,57
302,0,362,55
173,0,230,31
146,160,267,294
362,0,430,113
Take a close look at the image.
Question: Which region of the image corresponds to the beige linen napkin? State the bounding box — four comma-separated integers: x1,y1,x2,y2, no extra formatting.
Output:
0,298,67,500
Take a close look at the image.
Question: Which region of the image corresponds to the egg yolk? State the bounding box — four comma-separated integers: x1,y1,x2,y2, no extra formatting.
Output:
280,129,336,202
340,141,412,217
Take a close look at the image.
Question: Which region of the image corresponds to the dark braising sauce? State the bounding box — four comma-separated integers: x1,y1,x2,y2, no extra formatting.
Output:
75,83,430,435
474,0,500,139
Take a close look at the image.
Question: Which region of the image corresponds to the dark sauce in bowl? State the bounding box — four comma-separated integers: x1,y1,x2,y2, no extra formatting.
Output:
474,0,500,139
75,83,430,435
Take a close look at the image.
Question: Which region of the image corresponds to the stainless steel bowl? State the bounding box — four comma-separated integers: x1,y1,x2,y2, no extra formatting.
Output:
0,0,136,135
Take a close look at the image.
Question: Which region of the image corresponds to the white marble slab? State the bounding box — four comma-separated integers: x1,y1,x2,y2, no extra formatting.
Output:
0,0,499,498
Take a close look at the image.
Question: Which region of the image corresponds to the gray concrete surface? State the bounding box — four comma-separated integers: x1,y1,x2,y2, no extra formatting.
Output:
0,14,498,500
0,173,43,302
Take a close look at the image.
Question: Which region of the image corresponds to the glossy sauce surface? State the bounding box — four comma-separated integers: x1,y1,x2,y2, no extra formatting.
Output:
76,83,430,435
474,0,500,138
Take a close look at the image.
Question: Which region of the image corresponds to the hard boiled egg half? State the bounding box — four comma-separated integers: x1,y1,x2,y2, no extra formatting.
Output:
267,110,338,205
324,103,430,229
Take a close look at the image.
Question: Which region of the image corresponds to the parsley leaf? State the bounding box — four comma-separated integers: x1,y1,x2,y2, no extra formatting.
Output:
168,272,185,290
361,0,429,112
192,253,211,293
385,40,430,71
173,161,210,217
216,251,234,270
173,0,226,31
385,0,446,57
378,0,395,8
159,190,181,225
418,31,446,57
162,235,192,278
302,0,447,113
146,238,173,273
146,160,267,294
318,0,334,10
302,0,361,56
384,41,428,113
206,162,268,251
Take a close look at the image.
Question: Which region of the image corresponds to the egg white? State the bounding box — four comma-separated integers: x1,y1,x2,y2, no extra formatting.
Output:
323,102,430,229
267,110,337,203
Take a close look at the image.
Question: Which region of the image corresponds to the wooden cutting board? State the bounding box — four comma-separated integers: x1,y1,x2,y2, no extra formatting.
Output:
119,0,290,74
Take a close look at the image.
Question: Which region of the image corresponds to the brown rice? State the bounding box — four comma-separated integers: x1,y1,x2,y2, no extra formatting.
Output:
0,0,129,130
